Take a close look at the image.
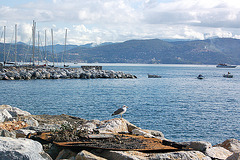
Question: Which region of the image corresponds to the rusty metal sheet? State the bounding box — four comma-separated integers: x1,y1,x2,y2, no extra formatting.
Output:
28,132,189,152
53,134,179,151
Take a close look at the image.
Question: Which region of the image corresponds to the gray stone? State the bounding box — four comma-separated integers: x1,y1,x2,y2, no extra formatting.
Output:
144,129,165,138
97,118,129,134
183,141,212,152
0,137,52,160
226,152,240,160
55,149,76,160
0,109,12,122
76,150,107,160
216,139,240,153
99,150,211,160
205,146,233,160
23,116,39,127
152,151,212,160
132,129,153,138
0,129,16,138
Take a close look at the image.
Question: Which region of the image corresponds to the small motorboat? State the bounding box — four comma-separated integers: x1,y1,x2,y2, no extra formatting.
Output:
148,74,161,78
197,74,204,79
223,72,233,78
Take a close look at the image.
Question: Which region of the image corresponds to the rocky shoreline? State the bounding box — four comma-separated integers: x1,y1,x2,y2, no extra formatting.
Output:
0,105,239,160
0,65,137,80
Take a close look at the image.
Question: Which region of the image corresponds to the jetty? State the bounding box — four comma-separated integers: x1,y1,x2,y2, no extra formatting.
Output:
0,64,137,80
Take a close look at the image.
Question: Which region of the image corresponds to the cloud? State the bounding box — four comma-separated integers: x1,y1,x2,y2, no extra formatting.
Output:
142,0,240,28
1,0,240,45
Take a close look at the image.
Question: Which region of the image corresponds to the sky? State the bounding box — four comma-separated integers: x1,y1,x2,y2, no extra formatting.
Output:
1,0,240,45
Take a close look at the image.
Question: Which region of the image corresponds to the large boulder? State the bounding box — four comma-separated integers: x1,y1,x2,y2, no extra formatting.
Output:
226,152,240,160
55,149,76,160
98,150,211,160
0,137,52,160
76,150,107,160
205,146,233,160
0,105,31,118
216,139,240,153
181,141,212,152
97,118,139,134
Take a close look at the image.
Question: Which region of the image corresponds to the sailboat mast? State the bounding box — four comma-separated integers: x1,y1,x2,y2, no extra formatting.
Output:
51,29,54,67
14,24,17,66
45,30,47,65
3,26,6,66
64,29,67,66
32,20,36,66
38,31,40,65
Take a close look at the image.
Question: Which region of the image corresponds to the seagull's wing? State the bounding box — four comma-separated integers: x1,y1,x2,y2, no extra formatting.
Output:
112,108,124,116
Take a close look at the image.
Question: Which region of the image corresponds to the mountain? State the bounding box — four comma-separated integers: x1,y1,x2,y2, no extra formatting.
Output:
67,38,240,64
0,38,240,64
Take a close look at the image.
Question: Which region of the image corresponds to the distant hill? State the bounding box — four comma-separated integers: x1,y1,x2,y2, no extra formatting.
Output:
0,38,240,64
67,38,240,64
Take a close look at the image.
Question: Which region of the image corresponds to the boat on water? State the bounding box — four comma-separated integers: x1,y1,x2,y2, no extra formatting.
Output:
216,64,237,68
197,74,204,79
148,74,161,78
223,72,233,78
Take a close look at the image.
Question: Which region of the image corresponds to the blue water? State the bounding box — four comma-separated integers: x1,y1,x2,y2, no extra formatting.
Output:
1,64,239,145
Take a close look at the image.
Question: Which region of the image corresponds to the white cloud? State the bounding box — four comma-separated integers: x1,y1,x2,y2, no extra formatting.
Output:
1,0,240,45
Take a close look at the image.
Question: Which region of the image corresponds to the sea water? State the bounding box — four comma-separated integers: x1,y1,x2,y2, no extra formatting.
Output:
0,64,239,145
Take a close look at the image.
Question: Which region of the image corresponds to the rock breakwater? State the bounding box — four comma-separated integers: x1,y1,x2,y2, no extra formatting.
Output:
0,66,137,80
0,105,240,160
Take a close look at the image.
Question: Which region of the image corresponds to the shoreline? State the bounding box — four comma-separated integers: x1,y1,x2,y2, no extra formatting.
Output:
0,105,239,160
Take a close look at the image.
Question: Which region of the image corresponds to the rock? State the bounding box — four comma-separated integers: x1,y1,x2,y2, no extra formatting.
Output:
205,146,233,160
98,150,211,160
15,129,37,138
226,152,240,160
152,151,212,160
216,139,240,153
76,150,107,160
0,104,12,110
55,149,76,160
0,109,12,122
0,137,52,160
22,116,39,127
97,118,130,134
6,106,31,118
0,129,16,138
144,129,165,138
182,141,212,152
97,150,145,160
132,129,154,138
79,120,101,132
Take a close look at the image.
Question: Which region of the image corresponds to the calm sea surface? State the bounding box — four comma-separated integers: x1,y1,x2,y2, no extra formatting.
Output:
1,64,239,145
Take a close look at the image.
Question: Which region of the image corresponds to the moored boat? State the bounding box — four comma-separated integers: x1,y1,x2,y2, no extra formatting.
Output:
223,72,233,78
148,74,161,78
197,74,204,79
216,64,237,68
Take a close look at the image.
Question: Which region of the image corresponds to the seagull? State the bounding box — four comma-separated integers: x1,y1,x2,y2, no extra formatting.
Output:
111,105,128,118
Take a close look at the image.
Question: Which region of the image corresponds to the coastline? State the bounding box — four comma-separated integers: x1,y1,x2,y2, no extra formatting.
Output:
0,105,239,160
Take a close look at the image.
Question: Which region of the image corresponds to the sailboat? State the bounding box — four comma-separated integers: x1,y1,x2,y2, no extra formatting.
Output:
2,25,18,66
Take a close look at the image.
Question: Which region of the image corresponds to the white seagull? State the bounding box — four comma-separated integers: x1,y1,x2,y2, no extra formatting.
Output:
111,105,128,118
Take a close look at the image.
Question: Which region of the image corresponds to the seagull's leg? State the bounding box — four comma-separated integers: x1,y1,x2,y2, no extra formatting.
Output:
121,114,122,119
